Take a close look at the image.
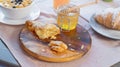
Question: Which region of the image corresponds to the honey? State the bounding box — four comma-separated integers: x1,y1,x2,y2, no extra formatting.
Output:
57,5,80,31
57,12,79,30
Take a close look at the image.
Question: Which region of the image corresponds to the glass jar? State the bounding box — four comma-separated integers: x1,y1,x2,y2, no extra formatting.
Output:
57,4,80,31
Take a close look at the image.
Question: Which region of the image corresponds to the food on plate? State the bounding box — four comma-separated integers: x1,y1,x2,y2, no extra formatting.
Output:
49,41,68,53
95,8,120,30
0,0,32,8
0,0,33,19
25,20,60,41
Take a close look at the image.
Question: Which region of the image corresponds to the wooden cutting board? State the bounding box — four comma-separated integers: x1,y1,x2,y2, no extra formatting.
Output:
19,25,91,62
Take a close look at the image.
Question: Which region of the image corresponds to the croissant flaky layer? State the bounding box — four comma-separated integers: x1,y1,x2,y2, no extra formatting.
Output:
95,8,120,30
25,20,60,41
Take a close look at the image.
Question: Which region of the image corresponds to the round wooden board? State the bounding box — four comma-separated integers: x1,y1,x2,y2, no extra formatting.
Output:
19,25,91,62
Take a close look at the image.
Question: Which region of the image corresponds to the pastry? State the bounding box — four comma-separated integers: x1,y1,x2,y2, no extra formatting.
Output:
25,20,60,41
49,41,68,53
95,8,120,30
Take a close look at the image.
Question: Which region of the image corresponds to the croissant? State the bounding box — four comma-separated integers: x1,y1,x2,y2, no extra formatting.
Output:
95,8,120,30
49,41,68,53
25,20,60,42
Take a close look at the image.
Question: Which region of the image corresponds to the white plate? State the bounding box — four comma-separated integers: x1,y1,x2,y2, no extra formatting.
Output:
90,15,120,40
0,6,40,25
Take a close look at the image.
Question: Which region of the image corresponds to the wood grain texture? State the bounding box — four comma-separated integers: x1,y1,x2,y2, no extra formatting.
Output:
19,25,91,62
0,0,120,67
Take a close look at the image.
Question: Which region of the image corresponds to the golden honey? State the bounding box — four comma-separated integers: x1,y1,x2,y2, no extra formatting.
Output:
57,5,79,31
57,13,79,30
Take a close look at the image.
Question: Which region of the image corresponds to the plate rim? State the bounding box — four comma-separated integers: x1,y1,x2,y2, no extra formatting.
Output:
90,15,120,40
0,7,40,25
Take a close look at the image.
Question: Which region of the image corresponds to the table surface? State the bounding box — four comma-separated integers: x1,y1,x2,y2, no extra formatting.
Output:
0,39,20,67
0,0,120,67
